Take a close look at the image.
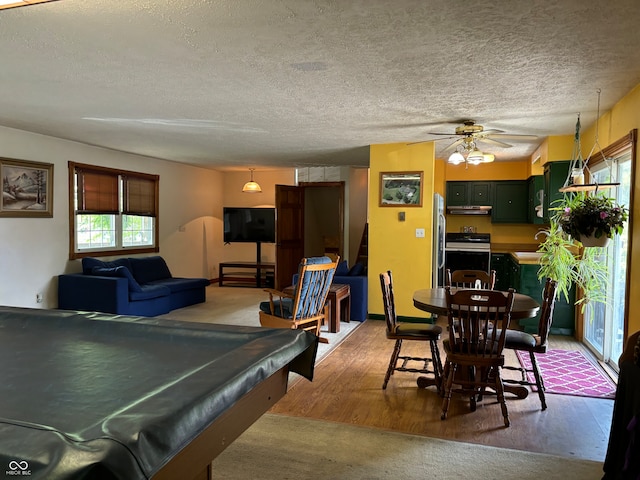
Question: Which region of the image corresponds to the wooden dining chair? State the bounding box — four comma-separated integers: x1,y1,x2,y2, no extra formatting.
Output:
379,270,443,391
441,286,515,427
259,256,338,343
502,278,558,410
445,269,496,289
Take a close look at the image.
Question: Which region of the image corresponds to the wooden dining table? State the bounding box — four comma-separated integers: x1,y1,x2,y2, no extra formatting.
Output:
412,287,541,399
413,287,540,321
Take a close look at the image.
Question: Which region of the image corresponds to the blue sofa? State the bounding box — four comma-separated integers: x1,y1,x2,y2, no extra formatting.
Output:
293,260,367,321
58,256,210,316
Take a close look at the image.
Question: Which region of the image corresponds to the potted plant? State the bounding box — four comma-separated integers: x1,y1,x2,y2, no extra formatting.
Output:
556,192,628,247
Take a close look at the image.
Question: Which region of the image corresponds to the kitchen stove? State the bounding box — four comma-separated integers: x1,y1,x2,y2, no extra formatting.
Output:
444,233,491,273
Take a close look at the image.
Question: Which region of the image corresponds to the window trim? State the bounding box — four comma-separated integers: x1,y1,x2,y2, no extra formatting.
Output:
68,162,160,259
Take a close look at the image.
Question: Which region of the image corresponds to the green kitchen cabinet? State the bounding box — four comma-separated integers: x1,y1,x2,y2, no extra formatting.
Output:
528,175,545,224
492,180,528,223
446,182,468,206
469,182,492,205
514,262,575,335
543,160,571,222
446,181,492,207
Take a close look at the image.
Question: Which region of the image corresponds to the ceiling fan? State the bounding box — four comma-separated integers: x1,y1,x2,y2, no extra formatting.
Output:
410,120,539,165
423,120,538,153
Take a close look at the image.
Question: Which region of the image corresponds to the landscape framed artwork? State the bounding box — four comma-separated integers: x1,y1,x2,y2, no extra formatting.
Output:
379,171,423,207
1,158,53,217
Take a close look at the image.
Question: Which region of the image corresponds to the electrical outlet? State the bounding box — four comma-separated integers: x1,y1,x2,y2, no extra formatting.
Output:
415,228,425,238
36,293,43,303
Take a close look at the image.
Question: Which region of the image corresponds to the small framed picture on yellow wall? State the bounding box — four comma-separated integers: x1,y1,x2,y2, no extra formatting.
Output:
379,171,423,207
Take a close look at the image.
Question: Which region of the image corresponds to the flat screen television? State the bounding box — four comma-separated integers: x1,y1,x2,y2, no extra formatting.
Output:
223,207,276,243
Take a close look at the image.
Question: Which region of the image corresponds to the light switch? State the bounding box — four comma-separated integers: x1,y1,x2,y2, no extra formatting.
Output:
398,212,405,221
415,228,425,238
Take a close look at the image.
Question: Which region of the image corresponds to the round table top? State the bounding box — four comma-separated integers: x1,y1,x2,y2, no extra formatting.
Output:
413,287,540,320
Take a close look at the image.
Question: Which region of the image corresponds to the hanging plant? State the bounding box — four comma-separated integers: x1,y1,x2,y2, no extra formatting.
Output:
536,194,620,311
556,192,628,245
535,219,580,304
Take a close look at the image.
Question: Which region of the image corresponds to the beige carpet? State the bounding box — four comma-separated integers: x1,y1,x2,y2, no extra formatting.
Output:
211,413,604,480
156,285,362,361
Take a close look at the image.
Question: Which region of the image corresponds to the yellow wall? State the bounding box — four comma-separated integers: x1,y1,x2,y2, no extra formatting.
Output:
444,160,530,181
369,142,435,319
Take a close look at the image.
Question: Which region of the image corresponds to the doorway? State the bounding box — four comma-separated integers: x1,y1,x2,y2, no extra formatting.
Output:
583,150,632,369
275,182,344,289
302,182,344,259
581,130,636,371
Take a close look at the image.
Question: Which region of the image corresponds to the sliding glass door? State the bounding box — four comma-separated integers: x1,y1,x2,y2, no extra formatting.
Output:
583,151,631,370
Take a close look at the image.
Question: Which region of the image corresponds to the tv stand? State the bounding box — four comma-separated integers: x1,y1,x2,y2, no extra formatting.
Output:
219,261,275,288
220,242,275,288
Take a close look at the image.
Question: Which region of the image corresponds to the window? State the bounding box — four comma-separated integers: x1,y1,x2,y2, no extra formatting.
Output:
581,130,636,371
69,162,159,259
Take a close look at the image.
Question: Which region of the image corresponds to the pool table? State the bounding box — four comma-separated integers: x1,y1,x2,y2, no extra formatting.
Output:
0,306,317,479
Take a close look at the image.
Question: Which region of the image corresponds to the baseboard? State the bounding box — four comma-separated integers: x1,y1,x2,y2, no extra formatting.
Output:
368,313,436,324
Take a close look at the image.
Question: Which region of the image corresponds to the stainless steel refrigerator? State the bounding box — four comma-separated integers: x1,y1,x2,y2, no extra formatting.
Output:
432,193,446,287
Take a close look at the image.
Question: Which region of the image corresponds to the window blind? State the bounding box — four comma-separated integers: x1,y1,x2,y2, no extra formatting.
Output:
76,168,119,214
123,175,157,217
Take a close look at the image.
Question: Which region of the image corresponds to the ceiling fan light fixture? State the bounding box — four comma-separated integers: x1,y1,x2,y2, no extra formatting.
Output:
242,168,262,193
466,149,485,164
448,152,465,165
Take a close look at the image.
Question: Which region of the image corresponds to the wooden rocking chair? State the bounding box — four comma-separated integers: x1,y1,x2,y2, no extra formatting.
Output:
259,256,338,343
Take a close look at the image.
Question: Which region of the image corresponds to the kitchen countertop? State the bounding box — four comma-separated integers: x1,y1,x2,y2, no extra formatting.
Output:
510,251,543,265
491,243,543,265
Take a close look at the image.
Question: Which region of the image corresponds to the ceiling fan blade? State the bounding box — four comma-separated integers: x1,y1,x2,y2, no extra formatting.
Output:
407,135,459,145
441,138,465,153
486,133,539,141
477,137,513,148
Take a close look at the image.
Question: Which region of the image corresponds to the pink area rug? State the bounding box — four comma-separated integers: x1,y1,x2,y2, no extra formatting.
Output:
516,349,616,399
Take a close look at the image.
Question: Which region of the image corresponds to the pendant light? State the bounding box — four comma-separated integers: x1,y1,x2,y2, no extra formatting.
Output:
242,168,262,193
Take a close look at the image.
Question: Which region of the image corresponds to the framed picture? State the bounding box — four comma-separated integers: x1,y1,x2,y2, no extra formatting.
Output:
379,171,423,207
1,158,53,217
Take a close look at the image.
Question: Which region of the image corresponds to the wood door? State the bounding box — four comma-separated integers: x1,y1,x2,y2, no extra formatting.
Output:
275,184,304,290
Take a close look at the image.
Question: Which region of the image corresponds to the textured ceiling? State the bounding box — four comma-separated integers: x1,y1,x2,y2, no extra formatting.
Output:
1,1,640,170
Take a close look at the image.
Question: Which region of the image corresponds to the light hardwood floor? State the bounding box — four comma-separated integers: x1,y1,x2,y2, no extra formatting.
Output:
270,318,615,463
167,286,614,463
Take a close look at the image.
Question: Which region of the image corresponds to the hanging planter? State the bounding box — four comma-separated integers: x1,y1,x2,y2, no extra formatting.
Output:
577,233,611,248
557,192,628,247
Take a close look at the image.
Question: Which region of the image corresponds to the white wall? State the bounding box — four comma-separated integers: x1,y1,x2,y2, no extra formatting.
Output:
0,125,223,309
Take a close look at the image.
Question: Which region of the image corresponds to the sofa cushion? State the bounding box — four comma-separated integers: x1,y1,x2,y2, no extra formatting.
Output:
82,257,131,275
259,298,294,319
129,256,173,284
129,284,172,301
91,266,144,293
146,277,210,294
348,262,365,276
335,260,349,276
